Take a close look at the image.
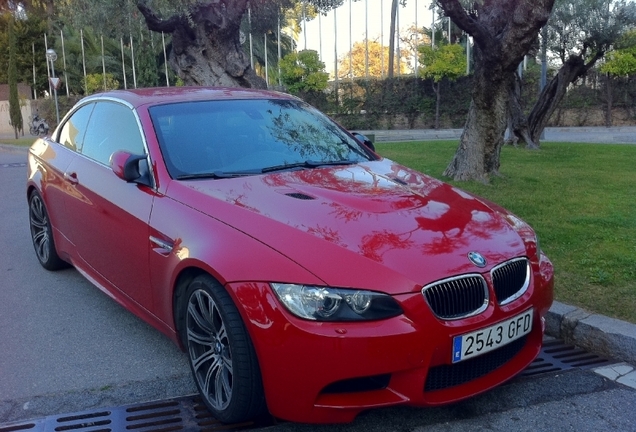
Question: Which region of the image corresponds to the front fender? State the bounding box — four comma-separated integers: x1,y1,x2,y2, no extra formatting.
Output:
147,194,325,342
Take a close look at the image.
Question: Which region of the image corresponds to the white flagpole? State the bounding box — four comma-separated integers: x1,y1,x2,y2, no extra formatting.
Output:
432,8,435,47
381,0,384,78
101,35,106,90
319,12,323,60
81,29,87,94
44,33,51,97
248,6,254,68
61,30,69,96
162,32,169,87
349,0,353,81
277,13,282,86
264,33,269,87
32,43,37,99
121,38,127,89
303,1,307,50
466,35,470,75
397,2,400,76
365,0,369,79
334,8,338,87
415,0,418,77
131,36,137,88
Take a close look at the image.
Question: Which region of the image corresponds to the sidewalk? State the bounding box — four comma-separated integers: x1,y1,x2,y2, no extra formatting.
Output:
356,126,636,144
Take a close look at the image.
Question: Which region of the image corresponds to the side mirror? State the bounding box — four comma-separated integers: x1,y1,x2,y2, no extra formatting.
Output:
351,132,375,152
110,151,152,187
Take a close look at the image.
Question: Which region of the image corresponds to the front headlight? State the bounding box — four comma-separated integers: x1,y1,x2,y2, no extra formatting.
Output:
503,213,542,259
270,283,403,321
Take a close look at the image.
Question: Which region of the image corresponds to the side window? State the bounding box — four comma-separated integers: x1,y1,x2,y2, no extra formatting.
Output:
58,103,94,152
82,101,145,166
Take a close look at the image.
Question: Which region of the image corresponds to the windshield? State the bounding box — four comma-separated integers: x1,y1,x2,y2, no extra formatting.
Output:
149,98,374,179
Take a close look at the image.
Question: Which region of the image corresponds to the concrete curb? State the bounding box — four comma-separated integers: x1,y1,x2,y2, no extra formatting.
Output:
356,126,636,144
546,301,636,365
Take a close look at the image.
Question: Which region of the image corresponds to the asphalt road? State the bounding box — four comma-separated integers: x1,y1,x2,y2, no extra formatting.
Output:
0,145,196,422
1,144,635,431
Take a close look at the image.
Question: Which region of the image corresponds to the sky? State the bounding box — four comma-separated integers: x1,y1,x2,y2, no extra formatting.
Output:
300,0,436,77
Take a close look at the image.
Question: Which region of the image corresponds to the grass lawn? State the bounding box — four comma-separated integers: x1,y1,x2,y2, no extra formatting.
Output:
377,140,636,324
0,136,37,147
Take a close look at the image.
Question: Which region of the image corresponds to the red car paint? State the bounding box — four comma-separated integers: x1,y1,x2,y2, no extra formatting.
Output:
27,87,553,424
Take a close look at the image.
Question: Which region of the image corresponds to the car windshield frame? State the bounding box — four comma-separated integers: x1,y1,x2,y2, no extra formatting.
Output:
149,98,376,180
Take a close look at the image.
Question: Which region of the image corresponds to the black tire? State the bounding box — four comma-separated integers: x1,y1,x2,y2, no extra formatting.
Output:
29,126,37,136
28,191,67,271
38,124,46,136
181,274,266,423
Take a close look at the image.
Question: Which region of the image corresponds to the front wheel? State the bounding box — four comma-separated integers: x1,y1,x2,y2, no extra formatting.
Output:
181,274,266,423
29,126,38,136
29,191,67,270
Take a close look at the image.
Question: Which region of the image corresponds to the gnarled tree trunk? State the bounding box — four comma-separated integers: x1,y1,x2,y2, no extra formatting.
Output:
507,71,537,149
526,53,602,144
137,0,266,88
438,0,554,182
444,46,513,182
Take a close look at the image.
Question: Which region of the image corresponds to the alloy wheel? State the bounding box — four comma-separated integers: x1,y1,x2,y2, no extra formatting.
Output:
29,193,51,264
186,289,233,411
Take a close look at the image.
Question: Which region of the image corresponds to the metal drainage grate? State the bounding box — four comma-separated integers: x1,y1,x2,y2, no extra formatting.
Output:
0,339,616,432
520,338,615,377
0,395,274,432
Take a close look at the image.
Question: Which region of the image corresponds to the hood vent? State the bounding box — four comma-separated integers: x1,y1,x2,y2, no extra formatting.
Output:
285,192,316,200
391,177,408,186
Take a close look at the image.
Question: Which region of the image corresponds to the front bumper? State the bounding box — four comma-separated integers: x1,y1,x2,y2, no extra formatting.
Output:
228,254,554,423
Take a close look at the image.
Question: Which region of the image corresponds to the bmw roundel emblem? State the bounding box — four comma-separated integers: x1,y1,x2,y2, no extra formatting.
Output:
468,251,487,268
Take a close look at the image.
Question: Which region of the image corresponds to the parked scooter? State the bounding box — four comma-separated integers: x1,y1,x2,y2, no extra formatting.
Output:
29,114,49,136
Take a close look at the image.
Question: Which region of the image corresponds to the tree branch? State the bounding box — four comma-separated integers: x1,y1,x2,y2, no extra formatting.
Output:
137,1,180,33
437,0,492,48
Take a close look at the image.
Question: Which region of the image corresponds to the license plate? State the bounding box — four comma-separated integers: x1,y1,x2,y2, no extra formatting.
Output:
452,308,533,363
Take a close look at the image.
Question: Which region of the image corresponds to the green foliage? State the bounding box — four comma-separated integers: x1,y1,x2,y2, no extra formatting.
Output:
85,73,119,94
418,43,466,82
36,95,81,129
8,18,23,136
135,39,159,88
0,13,47,95
279,49,328,94
602,31,636,76
325,76,472,129
547,0,636,64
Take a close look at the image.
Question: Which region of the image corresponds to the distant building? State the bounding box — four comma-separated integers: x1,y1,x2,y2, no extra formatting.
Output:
0,83,34,136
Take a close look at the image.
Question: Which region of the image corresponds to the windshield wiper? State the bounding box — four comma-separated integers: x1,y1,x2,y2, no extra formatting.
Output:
261,159,357,173
176,170,258,180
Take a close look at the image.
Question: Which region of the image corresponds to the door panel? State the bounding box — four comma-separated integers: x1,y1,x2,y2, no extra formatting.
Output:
63,100,154,309
65,155,154,308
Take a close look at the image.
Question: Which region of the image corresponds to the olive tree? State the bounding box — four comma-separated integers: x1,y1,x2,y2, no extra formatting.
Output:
436,0,554,182
511,0,636,145
135,0,346,88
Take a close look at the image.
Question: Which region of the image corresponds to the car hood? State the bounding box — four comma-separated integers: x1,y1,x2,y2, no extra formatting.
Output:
170,159,528,294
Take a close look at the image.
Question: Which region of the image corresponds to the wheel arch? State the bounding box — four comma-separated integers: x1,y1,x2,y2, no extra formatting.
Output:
172,266,208,350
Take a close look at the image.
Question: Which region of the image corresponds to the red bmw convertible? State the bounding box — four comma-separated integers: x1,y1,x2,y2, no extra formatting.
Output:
27,87,553,424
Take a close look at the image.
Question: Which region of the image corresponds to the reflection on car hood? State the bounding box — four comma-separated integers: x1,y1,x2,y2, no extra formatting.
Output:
172,159,527,293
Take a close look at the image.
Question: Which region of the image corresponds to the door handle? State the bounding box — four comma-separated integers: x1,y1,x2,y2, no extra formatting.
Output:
63,172,79,185
149,235,174,255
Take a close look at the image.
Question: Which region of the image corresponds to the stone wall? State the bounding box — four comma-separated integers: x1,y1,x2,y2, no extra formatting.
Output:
0,99,34,136
0,83,35,136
